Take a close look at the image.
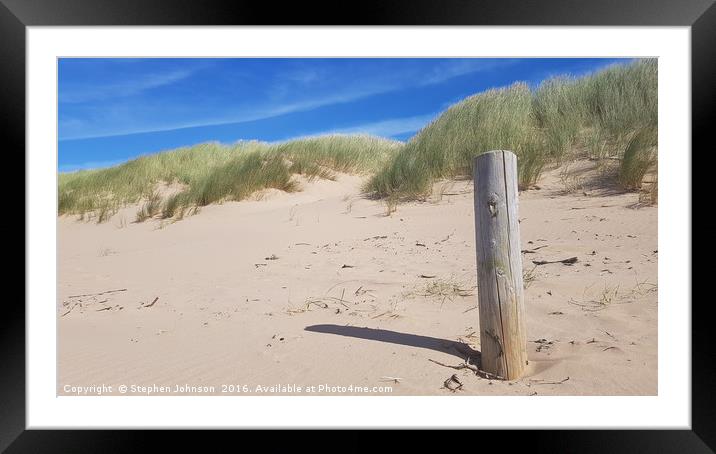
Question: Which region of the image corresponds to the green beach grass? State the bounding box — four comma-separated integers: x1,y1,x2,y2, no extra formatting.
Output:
59,59,657,223
365,59,657,199
59,135,402,222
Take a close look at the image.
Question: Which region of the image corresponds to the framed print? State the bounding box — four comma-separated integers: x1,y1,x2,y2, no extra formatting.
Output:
6,0,710,449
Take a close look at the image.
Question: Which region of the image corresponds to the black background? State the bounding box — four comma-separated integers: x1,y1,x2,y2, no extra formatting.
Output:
3,0,708,451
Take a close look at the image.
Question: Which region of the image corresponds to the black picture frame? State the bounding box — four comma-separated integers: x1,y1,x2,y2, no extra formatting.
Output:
5,0,707,450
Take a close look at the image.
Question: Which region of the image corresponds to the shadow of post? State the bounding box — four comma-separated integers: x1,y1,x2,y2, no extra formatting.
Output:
304,324,481,363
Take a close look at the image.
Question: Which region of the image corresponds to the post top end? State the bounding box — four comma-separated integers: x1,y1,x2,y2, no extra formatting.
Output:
473,150,517,162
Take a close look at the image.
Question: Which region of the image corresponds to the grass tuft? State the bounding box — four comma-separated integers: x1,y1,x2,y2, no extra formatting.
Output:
618,126,658,190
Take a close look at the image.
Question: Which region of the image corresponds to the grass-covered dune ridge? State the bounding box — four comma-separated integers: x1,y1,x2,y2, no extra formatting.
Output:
365,59,657,199
59,135,402,222
59,59,657,223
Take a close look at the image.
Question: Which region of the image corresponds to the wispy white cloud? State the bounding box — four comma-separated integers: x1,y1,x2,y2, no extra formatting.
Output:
329,113,437,137
59,59,511,141
272,112,438,143
281,68,322,85
59,83,396,141
420,59,512,86
60,68,199,104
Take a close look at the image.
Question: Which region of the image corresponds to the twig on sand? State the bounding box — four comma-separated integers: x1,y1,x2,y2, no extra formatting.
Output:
462,306,478,313
68,288,127,298
306,301,328,310
93,299,110,311
363,235,387,241
143,297,159,308
601,330,617,340
307,297,351,309
353,286,378,299
442,374,463,392
532,257,579,266
380,376,402,383
435,231,454,244
528,377,570,385
521,245,548,254
428,358,503,380
61,303,79,317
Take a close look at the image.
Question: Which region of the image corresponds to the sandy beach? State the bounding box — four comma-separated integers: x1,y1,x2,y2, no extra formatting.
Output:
57,161,657,396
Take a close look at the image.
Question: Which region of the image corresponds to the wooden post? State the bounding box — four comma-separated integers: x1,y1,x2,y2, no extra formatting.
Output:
473,150,527,380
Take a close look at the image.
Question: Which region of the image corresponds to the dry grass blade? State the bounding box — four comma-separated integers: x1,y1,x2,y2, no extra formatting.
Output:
68,288,127,298
529,377,570,385
143,297,159,308
410,276,476,303
61,303,79,317
380,376,403,383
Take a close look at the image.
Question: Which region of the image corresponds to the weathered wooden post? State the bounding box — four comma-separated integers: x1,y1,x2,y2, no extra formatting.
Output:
473,150,527,380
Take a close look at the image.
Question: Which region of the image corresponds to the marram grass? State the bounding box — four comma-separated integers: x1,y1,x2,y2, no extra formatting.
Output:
365,59,657,199
59,135,402,222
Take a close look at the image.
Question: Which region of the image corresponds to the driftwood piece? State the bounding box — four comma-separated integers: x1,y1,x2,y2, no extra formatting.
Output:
532,257,579,266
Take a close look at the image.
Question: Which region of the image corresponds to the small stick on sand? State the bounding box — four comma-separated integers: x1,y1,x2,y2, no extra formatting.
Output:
143,297,159,308
428,358,503,380
436,231,454,244
529,377,570,385
380,376,402,383
532,257,579,266
61,303,79,317
521,245,548,254
305,301,329,310
601,330,617,340
443,374,463,392
68,288,127,298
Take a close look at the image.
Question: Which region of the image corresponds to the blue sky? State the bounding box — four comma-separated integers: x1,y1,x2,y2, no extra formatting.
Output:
58,58,631,172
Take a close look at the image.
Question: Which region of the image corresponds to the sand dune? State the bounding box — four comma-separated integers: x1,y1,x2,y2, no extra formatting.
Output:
58,162,657,396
